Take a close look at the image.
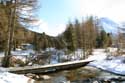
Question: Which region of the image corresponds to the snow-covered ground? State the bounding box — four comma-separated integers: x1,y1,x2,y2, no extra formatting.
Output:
0,68,34,83
11,49,35,56
50,48,125,76
49,48,125,76
87,49,125,75
1,48,125,83
0,49,35,62
87,49,107,61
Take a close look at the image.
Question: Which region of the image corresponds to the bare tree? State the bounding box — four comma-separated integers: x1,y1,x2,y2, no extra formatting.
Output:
117,27,125,55
1,0,38,67
82,17,96,58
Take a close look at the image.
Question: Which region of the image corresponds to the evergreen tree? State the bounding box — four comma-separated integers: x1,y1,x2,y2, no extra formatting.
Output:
42,32,49,50
107,33,112,47
74,19,83,48
64,22,77,52
54,37,66,49
100,30,108,48
33,32,39,51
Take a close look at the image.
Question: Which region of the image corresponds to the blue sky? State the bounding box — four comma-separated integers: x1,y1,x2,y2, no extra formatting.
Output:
38,0,83,23
32,0,125,36
35,0,83,36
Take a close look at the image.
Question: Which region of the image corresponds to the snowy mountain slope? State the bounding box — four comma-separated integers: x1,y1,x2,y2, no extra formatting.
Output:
97,17,125,34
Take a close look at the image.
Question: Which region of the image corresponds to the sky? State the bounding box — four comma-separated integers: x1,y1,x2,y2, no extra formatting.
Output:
32,0,125,36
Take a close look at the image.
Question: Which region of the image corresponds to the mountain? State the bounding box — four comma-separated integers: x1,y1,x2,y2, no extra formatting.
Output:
97,17,120,34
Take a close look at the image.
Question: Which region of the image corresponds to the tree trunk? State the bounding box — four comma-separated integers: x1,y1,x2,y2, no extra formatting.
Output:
2,0,17,67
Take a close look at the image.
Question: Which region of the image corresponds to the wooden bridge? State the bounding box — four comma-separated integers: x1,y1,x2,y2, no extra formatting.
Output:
7,60,92,74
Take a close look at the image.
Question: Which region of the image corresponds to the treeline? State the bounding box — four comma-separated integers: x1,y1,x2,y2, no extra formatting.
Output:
61,17,112,56
0,9,112,54
33,17,113,56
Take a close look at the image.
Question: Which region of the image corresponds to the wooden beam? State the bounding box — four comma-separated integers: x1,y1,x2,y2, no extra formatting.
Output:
6,60,92,74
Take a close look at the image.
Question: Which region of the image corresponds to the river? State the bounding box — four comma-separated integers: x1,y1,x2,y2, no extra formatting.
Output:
34,66,125,83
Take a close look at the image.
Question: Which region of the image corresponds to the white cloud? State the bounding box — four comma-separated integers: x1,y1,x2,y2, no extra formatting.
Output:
30,19,48,33
71,0,125,22
47,24,66,36
99,3,125,22
31,19,66,36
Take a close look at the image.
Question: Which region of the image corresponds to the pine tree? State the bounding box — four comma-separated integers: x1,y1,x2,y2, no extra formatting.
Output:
100,30,108,48
42,32,49,50
107,33,112,47
74,19,83,48
64,22,77,52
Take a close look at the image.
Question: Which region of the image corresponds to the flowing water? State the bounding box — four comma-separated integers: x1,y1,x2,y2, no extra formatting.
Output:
34,66,125,83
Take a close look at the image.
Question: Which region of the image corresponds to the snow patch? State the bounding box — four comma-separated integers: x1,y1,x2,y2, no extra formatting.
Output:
0,72,34,83
88,49,125,75
87,49,107,61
